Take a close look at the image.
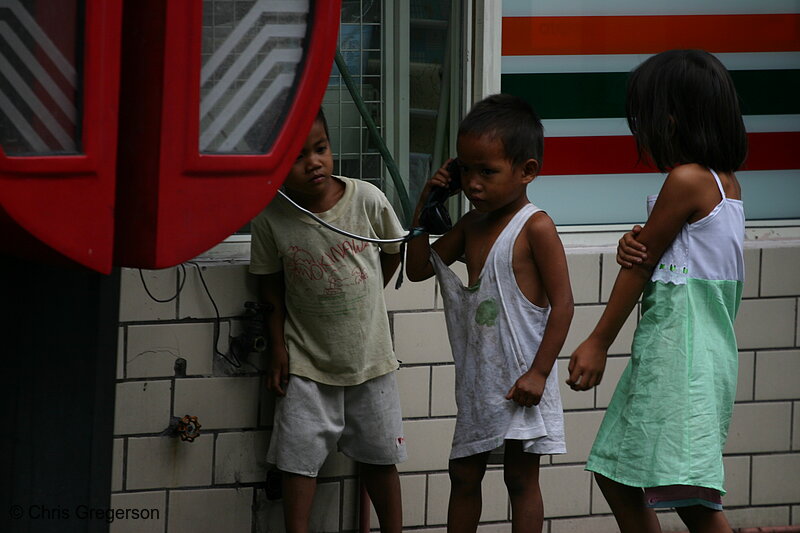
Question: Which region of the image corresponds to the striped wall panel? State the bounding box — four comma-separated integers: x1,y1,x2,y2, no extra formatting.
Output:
501,0,800,224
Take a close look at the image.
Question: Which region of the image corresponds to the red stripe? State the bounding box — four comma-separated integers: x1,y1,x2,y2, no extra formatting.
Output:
542,132,800,175
502,14,800,56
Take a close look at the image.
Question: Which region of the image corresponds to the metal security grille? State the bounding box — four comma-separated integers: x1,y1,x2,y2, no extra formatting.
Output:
0,0,82,156
200,0,309,154
325,0,383,186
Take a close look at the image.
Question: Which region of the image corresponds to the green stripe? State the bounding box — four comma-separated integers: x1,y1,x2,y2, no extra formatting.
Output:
501,70,800,120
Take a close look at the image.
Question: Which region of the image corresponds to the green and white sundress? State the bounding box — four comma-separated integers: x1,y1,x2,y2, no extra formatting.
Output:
586,169,744,503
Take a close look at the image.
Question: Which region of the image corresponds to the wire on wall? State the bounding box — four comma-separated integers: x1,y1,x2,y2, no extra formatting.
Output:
137,263,241,368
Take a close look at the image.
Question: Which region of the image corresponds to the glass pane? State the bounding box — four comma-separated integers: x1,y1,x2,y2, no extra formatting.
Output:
0,0,83,156
200,0,310,154
324,0,383,187
408,0,457,215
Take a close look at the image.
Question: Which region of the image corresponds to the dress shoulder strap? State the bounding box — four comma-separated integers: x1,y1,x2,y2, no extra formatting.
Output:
709,168,726,200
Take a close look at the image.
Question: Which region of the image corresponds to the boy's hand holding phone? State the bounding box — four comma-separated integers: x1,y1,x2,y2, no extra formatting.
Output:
418,158,462,234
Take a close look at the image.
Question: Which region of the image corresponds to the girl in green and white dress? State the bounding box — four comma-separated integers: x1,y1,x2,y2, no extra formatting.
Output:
566,49,747,533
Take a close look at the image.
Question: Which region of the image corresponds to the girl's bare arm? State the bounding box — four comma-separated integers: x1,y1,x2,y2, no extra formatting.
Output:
567,167,706,391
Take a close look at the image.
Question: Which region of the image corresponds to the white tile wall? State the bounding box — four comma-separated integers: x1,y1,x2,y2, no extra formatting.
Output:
397,365,431,418
600,252,618,303
427,472,450,525
595,355,629,408
481,469,510,522
431,364,458,416
119,268,178,322
540,465,591,517
737,351,755,402
254,489,285,532
475,523,512,532
400,418,456,473
567,253,601,304
742,248,761,298
114,380,172,435
761,247,800,296
178,264,258,319
318,450,357,478
173,377,260,430
399,474,428,527
168,488,253,533
112,438,124,492
393,312,453,364
735,298,797,350
553,411,603,464
117,326,125,380
550,515,619,533
127,322,216,378
754,349,800,401
308,482,340,532
259,385,275,427
109,491,166,533
385,270,436,311
723,455,751,507
214,430,270,484
796,298,800,346
590,476,611,515
726,402,793,454
340,479,359,531
725,506,791,529
752,453,800,505
561,305,637,357
126,435,213,489
111,241,800,532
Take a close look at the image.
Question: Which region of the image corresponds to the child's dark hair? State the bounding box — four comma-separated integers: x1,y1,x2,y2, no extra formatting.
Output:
626,49,747,173
316,107,330,140
458,93,544,168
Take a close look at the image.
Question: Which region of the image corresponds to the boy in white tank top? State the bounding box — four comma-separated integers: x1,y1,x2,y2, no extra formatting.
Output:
406,94,573,533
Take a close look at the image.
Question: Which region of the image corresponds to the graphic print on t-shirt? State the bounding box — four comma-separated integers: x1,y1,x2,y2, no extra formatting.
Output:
284,238,373,318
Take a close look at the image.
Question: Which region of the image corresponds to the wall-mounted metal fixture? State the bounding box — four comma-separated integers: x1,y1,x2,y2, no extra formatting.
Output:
229,301,271,359
161,415,202,442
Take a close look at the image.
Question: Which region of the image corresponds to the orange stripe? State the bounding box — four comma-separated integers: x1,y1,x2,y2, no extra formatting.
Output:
502,14,800,56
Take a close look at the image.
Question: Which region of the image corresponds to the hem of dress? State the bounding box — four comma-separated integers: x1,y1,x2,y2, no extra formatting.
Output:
585,463,726,496
451,435,566,460
647,498,723,511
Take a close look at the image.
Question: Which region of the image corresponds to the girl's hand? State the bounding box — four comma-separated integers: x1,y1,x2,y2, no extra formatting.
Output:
566,337,608,391
267,349,289,396
617,225,647,268
506,369,547,407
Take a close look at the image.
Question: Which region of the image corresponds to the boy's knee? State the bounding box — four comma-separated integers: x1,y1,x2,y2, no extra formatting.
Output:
359,463,398,478
504,469,538,496
449,464,485,490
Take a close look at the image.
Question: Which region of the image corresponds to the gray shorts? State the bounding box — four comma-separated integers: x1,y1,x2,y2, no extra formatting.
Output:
267,372,407,477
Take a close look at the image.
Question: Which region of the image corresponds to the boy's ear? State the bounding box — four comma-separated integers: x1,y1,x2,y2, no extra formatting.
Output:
520,158,539,183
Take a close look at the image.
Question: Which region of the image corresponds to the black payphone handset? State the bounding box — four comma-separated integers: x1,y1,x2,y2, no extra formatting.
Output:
418,159,461,234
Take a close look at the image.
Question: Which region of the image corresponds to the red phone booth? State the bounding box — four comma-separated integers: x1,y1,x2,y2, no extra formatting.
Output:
2,0,341,273
114,0,341,269
0,0,122,273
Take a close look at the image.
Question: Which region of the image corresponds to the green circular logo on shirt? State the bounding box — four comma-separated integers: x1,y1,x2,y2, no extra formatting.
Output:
475,298,498,326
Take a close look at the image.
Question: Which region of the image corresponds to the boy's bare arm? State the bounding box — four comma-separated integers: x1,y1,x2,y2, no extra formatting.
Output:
379,250,401,287
259,273,289,396
506,213,574,407
406,163,466,281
